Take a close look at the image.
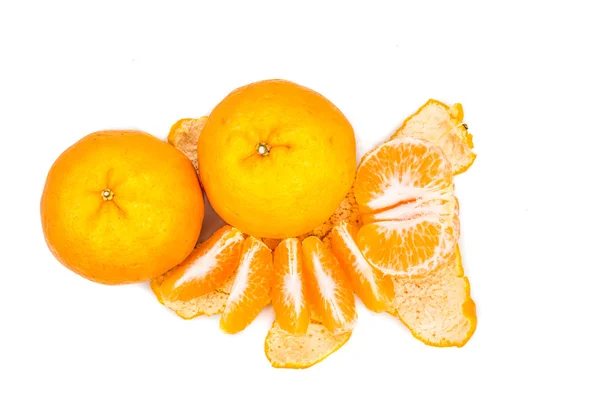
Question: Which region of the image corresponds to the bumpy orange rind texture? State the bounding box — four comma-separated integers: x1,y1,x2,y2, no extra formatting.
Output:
388,246,476,347
391,99,476,175
264,320,352,369
167,118,360,242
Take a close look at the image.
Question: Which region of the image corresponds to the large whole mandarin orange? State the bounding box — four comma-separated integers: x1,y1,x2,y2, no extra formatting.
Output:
198,79,356,239
41,130,205,285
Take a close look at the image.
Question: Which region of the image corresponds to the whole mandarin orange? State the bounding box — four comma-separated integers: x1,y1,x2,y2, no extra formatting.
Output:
41,130,204,284
198,79,356,239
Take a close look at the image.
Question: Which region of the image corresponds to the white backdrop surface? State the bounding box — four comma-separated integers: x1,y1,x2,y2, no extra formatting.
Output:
1,1,599,399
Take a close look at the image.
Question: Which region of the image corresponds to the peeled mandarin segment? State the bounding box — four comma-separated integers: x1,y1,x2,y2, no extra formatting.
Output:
301,236,357,334
264,320,352,369
391,99,476,175
157,225,245,302
354,137,453,212
388,246,477,347
330,222,394,312
220,236,272,334
167,117,208,173
150,268,236,320
272,238,310,334
216,267,238,294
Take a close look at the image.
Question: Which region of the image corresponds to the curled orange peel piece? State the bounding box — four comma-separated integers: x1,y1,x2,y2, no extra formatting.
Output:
264,320,352,369
387,245,477,347
167,117,207,175
391,99,476,175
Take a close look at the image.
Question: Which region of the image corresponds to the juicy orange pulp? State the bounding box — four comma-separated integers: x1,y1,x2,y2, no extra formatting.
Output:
220,236,272,334
330,221,394,312
301,236,356,334
354,137,459,277
271,238,310,334
155,226,245,302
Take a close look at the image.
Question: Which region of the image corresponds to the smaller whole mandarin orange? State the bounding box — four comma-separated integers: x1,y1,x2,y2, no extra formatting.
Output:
40,130,205,284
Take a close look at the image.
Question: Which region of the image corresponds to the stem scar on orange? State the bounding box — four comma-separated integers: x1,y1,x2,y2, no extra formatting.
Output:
40,130,205,284
198,79,357,239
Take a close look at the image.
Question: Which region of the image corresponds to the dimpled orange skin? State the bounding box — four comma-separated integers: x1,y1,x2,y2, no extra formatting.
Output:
40,130,205,285
198,79,356,239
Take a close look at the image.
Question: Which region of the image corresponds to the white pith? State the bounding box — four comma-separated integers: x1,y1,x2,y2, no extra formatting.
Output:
368,192,456,222
337,225,381,300
361,138,448,211
227,240,265,308
311,253,347,325
174,230,244,288
282,239,304,316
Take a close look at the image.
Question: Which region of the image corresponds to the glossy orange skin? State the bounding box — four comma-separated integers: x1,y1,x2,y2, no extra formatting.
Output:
198,79,356,239
40,130,204,284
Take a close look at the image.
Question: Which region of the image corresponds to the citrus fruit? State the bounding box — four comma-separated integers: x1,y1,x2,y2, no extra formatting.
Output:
301,236,356,334
388,245,477,347
264,320,352,369
166,113,360,243
155,225,244,302
198,79,357,239
330,221,394,312
40,130,204,285
220,236,272,334
271,238,310,334
391,99,476,175
354,137,459,276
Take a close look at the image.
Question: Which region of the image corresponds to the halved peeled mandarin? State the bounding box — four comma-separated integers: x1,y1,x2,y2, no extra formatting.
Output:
220,236,272,334
271,238,310,334
154,225,245,303
301,236,356,334
354,137,460,277
330,221,394,312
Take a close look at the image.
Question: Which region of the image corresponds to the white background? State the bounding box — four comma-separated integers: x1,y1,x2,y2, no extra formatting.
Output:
1,1,599,399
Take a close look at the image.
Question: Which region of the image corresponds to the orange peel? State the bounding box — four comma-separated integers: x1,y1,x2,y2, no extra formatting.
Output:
151,273,231,319
391,99,476,175
167,117,207,175
387,245,477,347
264,320,352,369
